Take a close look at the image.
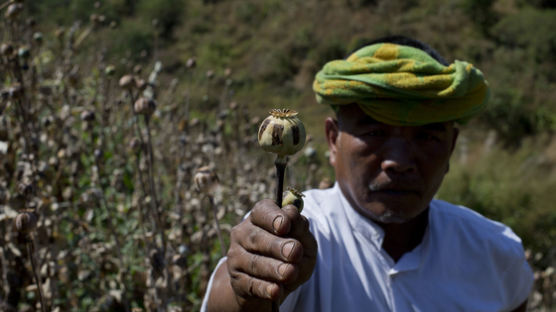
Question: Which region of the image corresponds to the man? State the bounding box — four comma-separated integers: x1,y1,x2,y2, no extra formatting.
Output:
201,36,534,311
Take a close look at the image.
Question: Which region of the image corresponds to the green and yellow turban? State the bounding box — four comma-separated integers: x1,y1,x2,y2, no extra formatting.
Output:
313,43,489,126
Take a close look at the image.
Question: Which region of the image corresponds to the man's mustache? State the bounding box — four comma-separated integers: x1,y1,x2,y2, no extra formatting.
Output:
368,179,423,192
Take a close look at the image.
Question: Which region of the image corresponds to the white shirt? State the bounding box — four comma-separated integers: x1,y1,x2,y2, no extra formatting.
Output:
202,183,534,311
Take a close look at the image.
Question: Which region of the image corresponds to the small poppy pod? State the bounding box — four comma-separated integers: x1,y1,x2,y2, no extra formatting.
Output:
135,78,148,91
5,3,23,19
26,17,37,28
1,43,14,57
129,137,142,153
194,166,219,193
104,65,116,76
229,101,238,110
90,14,100,24
258,109,306,157
8,84,23,100
13,210,38,234
282,187,305,212
134,97,156,116
55,28,65,39
119,74,135,89
80,110,95,122
133,65,143,74
94,149,103,160
33,32,43,44
186,58,196,69
18,46,30,59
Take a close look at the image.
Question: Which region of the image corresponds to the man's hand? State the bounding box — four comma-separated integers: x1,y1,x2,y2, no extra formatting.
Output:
206,199,318,312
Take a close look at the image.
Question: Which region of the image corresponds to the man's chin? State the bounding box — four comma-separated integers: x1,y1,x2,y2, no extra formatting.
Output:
357,205,412,224
372,211,411,224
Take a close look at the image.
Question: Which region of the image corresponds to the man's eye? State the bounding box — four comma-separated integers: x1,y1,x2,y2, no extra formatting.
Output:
417,132,440,141
362,129,386,137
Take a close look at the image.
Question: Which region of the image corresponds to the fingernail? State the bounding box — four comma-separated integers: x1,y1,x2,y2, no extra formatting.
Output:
266,284,274,298
281,241,295,259
278,263,288,278
273,216,283,232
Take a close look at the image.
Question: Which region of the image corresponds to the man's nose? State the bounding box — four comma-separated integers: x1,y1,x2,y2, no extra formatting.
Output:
380,138,417,173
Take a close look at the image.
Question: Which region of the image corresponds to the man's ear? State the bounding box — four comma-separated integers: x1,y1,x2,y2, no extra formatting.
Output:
325,117,339,166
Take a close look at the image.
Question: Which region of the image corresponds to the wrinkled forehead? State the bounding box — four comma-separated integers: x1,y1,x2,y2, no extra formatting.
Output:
336,103,455,131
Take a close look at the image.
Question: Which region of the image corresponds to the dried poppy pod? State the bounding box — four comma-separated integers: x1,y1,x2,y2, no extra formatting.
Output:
5,3,24,19
104,65,115,76
0,43,14,57
18,46,30,59
129,137,142,153
119,74,135,89
33,32,43,45
194,166,219,193
55,28,65,39
135,78,148,91
134,97,156,116
13,210,38,235
258,109,306,158
7,83,23,100
282,187,305,212
186,57,196,68
80,110,95,122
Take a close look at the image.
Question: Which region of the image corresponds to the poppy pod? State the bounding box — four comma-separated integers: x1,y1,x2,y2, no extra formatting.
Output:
134,97,156,116
1,43,14,56
5,3,23,19
194,166,219,193
104,65,115,76
13,210,38,235
282,187,305,212
33,32,43,44
80,110,95,122
119,74,135,89
258,109,306,158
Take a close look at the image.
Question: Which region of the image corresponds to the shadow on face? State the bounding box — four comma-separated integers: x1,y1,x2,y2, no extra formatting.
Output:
325,104,459,224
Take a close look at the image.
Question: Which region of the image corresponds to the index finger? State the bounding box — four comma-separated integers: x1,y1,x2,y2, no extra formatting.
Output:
250,199,292,236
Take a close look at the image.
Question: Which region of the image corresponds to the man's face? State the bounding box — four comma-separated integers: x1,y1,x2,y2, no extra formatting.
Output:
325,104,458,224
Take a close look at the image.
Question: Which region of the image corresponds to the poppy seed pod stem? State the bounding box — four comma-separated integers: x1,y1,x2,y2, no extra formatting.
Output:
27,240,47,312
208,195,227,257
274,156,288,208
271,156,288,312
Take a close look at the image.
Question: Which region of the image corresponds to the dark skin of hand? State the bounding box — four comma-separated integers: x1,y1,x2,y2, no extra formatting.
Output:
206,200,318,312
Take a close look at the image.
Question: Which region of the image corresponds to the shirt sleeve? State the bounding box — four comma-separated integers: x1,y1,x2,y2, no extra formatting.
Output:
278,285,302,312
200,257,227,312
504,256,534,311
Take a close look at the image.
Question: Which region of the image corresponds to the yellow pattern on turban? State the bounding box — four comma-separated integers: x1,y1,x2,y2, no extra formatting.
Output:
313,43,489,126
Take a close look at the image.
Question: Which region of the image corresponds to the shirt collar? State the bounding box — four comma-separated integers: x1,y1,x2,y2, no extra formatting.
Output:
333,182,432,273
334,182,385,249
